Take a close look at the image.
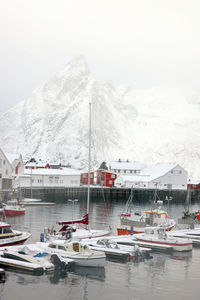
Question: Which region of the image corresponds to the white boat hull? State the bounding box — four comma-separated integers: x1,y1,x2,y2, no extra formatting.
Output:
135,236,192,252
62,255,106,267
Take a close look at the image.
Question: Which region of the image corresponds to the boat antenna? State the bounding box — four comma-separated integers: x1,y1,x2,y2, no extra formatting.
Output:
87,102,92,220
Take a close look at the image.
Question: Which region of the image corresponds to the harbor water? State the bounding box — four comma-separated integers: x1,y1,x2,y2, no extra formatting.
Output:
0,198,200,300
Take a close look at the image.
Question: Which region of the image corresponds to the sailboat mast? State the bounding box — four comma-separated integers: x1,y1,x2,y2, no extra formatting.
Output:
87,102,92,215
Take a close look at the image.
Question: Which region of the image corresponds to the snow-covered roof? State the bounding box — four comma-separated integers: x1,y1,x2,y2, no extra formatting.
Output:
110,161,141,170
25,161,49,167
118,163,179,183
5,153,21,164
140,163,178,178
24,167,81,176
188,179,200,184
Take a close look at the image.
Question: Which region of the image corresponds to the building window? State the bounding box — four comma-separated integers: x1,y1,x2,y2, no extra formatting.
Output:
114,169,116,172
3,160,6,165
124,170,126,173
0,159,2,168
130,170,132,174
32,179,34,183
60,180,63,184
6,170,8,175
118,170,120,173
0,173,2,178
49,179,53,184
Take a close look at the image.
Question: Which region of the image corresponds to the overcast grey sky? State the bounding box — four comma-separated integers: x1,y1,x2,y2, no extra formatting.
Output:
0,0,200,115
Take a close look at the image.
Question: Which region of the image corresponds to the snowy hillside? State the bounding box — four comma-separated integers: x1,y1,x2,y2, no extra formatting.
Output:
0,56,200,177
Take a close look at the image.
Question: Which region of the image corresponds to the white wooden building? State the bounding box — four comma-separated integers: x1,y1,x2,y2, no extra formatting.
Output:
5,152,24,175
14,167,81,188
115,163,188,190
0,148,13,190
109,160,142,175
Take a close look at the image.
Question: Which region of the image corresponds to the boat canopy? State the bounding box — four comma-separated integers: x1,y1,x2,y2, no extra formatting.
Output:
57,213,89,231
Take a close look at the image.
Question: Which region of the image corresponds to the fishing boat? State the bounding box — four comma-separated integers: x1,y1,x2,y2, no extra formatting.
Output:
117,188,175,235
2,199,25,217
134,226,193,252
38,239,106,268
0,222,31,247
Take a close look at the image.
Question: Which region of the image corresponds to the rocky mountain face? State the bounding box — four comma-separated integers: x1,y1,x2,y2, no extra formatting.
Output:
0,56,200,177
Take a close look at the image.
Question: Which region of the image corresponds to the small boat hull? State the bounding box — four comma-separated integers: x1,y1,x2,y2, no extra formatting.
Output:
135,235,193,252
2,209,25,217
0,256,44,275
66,256,106,267
0,232,31,247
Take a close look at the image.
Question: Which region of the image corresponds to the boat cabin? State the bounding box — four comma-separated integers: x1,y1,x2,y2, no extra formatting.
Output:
0,223,15,238
48,240,89,253
145,210,168,226
5,200,19,207
144,227,167,239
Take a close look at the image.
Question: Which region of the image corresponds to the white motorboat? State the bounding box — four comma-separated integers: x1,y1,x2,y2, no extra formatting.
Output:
82,238,152,260
38,239,106,268
0,222,31,247
134,226,193,252
0,243,74,273
2,248,55,273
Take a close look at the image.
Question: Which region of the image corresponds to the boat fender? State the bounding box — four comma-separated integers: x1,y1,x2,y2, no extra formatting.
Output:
40,233,44,242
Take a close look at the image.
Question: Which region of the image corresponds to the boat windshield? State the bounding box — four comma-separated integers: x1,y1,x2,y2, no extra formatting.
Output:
3,227,13,234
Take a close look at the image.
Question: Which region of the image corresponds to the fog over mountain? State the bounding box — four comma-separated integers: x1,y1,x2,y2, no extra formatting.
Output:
0,56,200,177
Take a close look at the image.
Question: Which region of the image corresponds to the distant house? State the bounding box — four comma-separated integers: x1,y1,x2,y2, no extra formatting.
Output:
5,152,24,175
17,167,81,188
187,179,200,190
80,169,117,187
0,148,13,190
115,163,188,190
109,160,142,175
80,172,95,185
96,169,117,187
25,161,50,169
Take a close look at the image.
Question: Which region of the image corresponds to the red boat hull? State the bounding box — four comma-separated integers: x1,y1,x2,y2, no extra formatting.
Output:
0,237,29,247
2,210,25,217
117,224,175,236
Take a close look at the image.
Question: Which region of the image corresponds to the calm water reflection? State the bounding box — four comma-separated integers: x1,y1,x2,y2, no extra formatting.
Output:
1,199,200,300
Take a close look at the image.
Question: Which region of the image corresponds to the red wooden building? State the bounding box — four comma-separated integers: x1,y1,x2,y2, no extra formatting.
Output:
80,172,94,185
187,180,200,190
25,162,50,169
96,169,117,187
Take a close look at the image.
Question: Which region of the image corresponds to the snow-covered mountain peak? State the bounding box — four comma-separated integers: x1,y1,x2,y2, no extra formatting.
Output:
0,56,200,177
